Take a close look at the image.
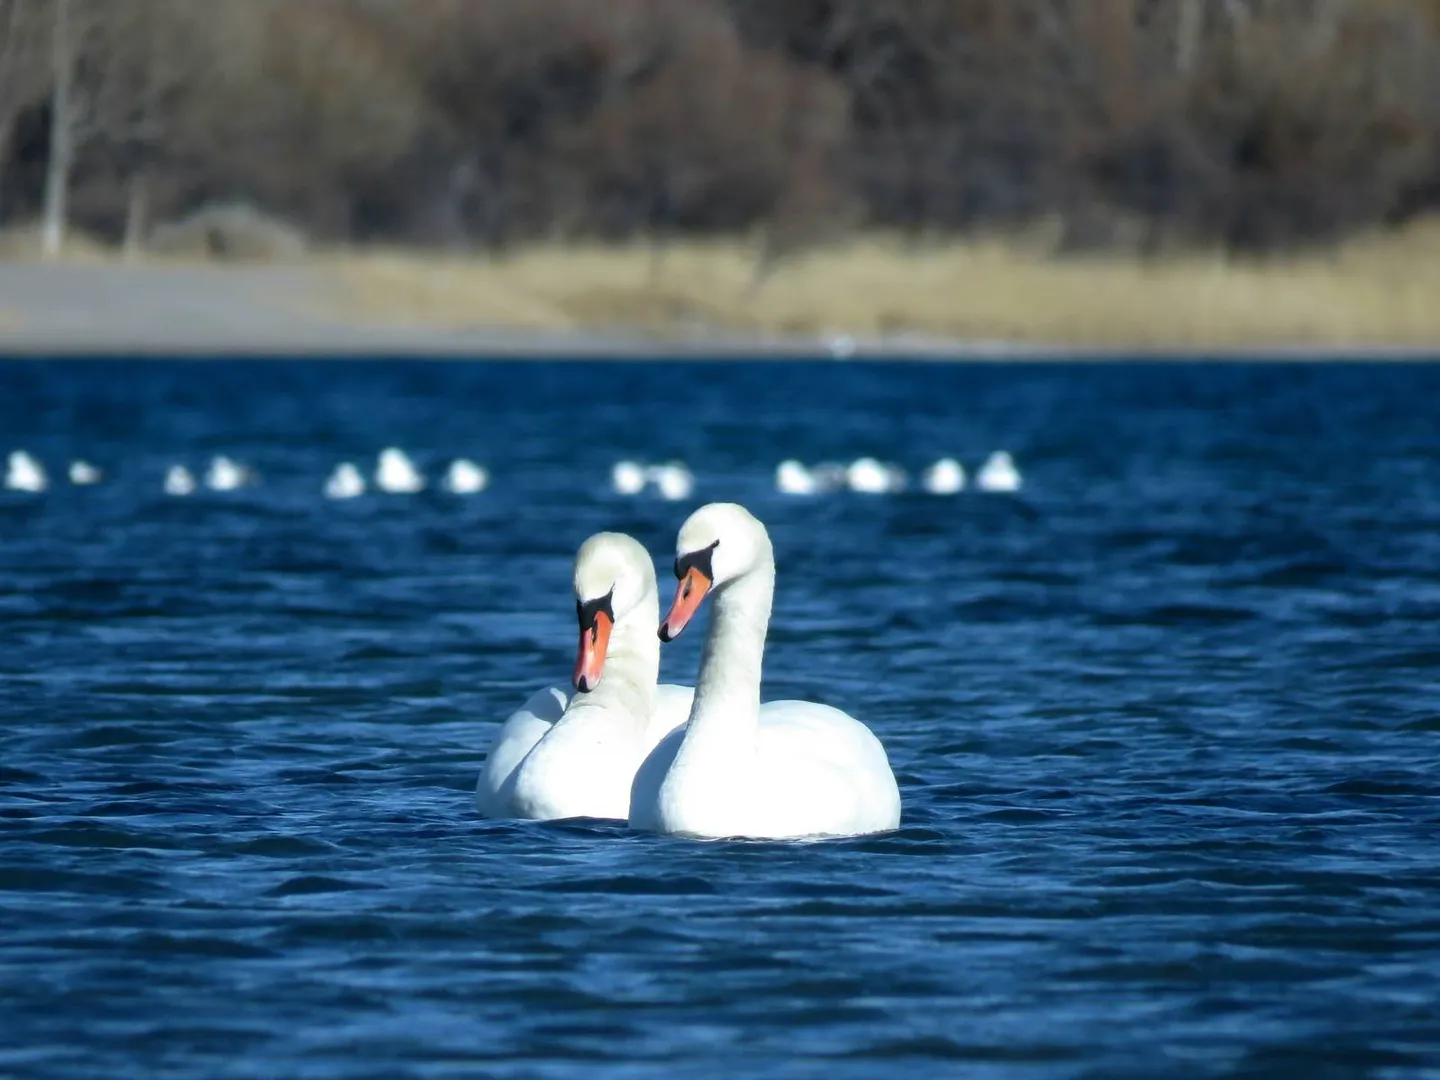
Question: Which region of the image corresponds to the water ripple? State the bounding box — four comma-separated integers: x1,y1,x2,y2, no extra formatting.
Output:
2,359,1439,1079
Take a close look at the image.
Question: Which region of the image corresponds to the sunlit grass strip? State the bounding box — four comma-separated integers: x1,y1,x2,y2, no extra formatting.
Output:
315,223,1440,350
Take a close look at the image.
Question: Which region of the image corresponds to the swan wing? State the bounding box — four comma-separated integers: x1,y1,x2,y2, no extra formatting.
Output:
753,700,902,837
628,723,686,832
475,685,568,816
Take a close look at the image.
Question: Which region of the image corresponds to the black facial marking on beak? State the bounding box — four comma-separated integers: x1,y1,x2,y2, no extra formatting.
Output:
674,540,719,583
577,588,615,640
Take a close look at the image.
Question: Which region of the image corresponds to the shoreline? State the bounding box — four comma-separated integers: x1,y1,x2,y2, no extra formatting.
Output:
1,249,1438,362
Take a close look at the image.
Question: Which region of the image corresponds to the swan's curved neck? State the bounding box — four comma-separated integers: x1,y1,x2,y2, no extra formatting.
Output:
568,588,658,726
683,544,774,747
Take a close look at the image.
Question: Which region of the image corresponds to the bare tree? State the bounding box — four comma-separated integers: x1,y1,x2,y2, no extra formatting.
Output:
39,0,74,256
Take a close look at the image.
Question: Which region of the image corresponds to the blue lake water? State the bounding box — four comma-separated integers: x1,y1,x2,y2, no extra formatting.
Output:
1,359,1438,1079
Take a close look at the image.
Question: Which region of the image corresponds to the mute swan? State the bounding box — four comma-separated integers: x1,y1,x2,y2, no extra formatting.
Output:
630,503,901,840
477,532,694,821
922,458,965,495
163,465,195,496
977,451,1021,492
846,457,906,494
5,451,47,492
376,448,424,493
611,461,646,496
647,461,694,502
775,460,818,496
324,462,366,499
68,460,102,485
444,459,488,495
205,455,252,491
776,460,845,496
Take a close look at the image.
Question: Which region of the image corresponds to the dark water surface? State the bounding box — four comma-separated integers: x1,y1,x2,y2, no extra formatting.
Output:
2,360,1438,1080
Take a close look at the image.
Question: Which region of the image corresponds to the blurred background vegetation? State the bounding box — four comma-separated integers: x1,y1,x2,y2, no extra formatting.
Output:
3,0,1439,253
2,0,1439,346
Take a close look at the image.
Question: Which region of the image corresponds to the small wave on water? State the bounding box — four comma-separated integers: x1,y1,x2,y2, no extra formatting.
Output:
2,359,1439,1079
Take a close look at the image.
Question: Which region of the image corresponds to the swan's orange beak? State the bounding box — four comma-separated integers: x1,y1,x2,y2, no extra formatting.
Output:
660,566,711,642
574,609,613,693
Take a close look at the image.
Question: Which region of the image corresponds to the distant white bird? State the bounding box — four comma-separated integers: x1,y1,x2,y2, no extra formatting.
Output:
376,447,424,494
826,334,857,359
164,465,196,496
846,456,905,495
611,460,646,496
205,455,252,491
5,451,47,492
648,461,694,502
68,460,102,485
776,459,819,496
324,462,365,500
444,458,488,495
921,457,965,495
977,450,1022,493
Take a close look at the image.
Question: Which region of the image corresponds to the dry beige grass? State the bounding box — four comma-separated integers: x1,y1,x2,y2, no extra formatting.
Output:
0,223,116,264
314,223,1440,350
6,218,1440,350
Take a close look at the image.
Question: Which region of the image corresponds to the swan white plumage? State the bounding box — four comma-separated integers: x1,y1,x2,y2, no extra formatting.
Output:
611,460,646,496
977,450,1021,492
68,460,102,485
921,457,965,495
647,461,693,502
324,462,366,499
5,451,47,492
629,503,901,840
846,457,906,495
205,455,252,491
163,465,195,496
477,532,694,821
376,448,424,493
444,458,488,495
775,460,819,496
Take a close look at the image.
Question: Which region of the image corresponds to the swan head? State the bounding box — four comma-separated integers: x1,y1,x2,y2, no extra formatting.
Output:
572,532,657,693
660,502,767,642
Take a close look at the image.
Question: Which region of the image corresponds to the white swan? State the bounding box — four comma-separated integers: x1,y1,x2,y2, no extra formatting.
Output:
630,503,901,840
477,532,694,821
205,455,252,491
68,460,102,485
163,465,196,496
5,451,47,492
846,456,906,494
921,457,965,495
611,460,646,496
376,448,424,493
977,450,1021,492
775,460,819,496
647,461,694,502
324,462,366,499
444,458,488,495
